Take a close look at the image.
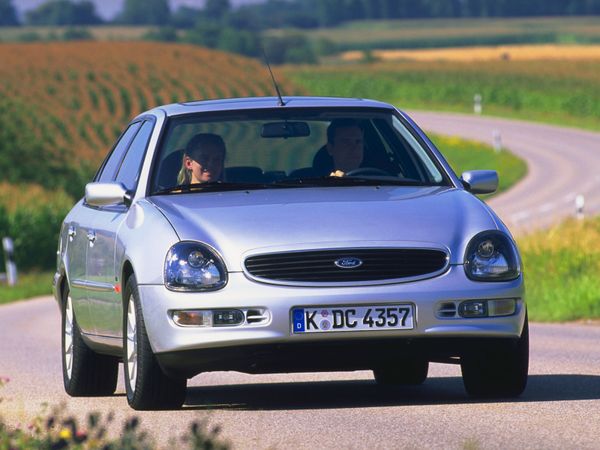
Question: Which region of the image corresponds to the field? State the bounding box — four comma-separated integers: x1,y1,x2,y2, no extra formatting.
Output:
0,25,153,42
341,44,600,62
286,58,600,131
0,41,296,197
288,16,600,51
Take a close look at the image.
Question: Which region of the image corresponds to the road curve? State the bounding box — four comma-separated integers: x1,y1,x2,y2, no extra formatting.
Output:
409,111,600,234
3,115,600,448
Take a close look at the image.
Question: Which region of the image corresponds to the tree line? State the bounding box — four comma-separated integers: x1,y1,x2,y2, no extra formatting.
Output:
1,0,599,63
2,0,599,27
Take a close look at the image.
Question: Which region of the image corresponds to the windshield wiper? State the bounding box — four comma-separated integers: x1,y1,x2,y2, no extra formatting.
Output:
153,177,433,195
153,181,277,195
272,176,430,187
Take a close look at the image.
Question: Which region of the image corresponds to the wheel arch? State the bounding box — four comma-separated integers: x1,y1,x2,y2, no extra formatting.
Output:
121,260,135,303
58,271,69,307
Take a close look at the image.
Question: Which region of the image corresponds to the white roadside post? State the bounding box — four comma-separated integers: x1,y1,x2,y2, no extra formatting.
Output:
2,237,17,286
575,194,585,220
474,94,482,115
492,129,503,152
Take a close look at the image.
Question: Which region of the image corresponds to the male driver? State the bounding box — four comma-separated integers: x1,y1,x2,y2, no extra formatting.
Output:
326,119,364,177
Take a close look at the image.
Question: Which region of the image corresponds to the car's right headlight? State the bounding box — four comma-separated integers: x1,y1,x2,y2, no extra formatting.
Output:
164,241,228,291
464,231,520,281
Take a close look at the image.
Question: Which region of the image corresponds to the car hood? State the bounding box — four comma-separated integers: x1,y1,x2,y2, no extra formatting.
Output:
150,186,501,270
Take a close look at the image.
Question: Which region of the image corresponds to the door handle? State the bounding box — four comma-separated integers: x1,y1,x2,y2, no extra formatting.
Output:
67,225,76,241
87,230,96,244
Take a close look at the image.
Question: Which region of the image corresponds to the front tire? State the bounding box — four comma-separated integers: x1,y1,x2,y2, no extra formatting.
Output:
61,285,118,396
123,275,187,410
461,315,529,398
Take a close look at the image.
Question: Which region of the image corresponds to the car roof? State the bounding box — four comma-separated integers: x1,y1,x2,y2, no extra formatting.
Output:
144,96,397,118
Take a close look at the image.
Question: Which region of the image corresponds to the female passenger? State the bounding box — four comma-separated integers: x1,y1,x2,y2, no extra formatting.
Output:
177,133,226,184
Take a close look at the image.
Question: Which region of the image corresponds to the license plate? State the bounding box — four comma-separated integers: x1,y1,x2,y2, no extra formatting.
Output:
292,304,414,334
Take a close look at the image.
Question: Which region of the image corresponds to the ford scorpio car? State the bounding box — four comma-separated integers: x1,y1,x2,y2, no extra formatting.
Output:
53,96,527,410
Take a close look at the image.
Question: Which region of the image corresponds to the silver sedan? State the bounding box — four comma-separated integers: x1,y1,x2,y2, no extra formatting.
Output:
53,97,527,410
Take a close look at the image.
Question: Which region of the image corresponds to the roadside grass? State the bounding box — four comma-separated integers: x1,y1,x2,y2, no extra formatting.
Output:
0,272,54,305
518,217,600,322
430,133,527,195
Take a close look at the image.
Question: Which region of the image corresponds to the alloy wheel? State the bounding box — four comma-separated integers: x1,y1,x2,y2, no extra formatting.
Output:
126,295,138,392
63,294,74,380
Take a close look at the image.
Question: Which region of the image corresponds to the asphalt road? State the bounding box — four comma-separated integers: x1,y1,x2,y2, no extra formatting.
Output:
2,114,600,448
3,296,600,449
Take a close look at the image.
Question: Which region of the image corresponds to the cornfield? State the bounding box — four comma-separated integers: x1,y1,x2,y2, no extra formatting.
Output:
0,41,298,196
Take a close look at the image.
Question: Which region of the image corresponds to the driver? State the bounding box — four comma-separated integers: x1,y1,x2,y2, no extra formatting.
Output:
326,119,364,177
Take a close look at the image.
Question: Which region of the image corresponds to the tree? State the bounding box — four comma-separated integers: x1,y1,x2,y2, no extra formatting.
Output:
171,6,202,28
218,27,260,57
204,0,231,21
0,0,18,26
183,19,222,48
119,0,170,25
25,0,101,25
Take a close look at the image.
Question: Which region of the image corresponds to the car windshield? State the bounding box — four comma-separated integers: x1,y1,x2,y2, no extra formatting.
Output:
150,108,450,194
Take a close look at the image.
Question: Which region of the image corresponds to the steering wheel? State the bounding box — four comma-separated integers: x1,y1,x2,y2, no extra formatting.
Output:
345,167,390,177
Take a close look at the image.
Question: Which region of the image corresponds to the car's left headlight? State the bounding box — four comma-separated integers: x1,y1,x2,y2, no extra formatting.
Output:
464,231,520,281
165,242,228,291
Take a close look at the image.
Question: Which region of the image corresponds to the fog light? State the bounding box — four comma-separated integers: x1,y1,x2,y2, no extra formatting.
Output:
488,299,516,316
213,310,244,326
172,310,212,327
459,300,487,318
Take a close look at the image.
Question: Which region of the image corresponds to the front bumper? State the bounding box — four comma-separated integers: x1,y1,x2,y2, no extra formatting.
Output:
138,265,525,375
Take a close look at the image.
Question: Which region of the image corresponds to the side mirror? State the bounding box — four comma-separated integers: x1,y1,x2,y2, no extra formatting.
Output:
461,170,498,194
85,182,131,207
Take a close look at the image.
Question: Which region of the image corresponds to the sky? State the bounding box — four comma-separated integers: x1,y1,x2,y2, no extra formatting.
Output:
13,0,265,21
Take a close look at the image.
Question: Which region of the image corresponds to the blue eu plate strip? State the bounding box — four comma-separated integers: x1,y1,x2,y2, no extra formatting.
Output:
293,308,305,333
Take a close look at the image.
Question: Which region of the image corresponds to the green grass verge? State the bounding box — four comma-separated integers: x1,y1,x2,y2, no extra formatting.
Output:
518,217,600,322
430,133,527,195
0,271,54,305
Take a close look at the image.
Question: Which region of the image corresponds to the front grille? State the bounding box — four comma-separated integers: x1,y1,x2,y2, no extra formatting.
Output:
244,248,448,283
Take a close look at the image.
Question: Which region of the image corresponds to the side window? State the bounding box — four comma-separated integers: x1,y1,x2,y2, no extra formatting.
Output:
96,122,142,183
115,121,154,191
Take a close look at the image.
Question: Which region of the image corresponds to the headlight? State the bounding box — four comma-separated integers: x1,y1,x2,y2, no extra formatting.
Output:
464,231,520,281
165,242,227,291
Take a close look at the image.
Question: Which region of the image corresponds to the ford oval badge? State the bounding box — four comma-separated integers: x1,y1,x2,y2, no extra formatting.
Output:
334,257,363,269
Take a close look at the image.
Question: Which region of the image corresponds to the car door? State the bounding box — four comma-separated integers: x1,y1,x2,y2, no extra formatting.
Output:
79,121,141,335
87,120,155,338
64,200,97,334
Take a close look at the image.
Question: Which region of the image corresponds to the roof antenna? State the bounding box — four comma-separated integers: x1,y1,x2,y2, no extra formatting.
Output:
262,47,286,106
